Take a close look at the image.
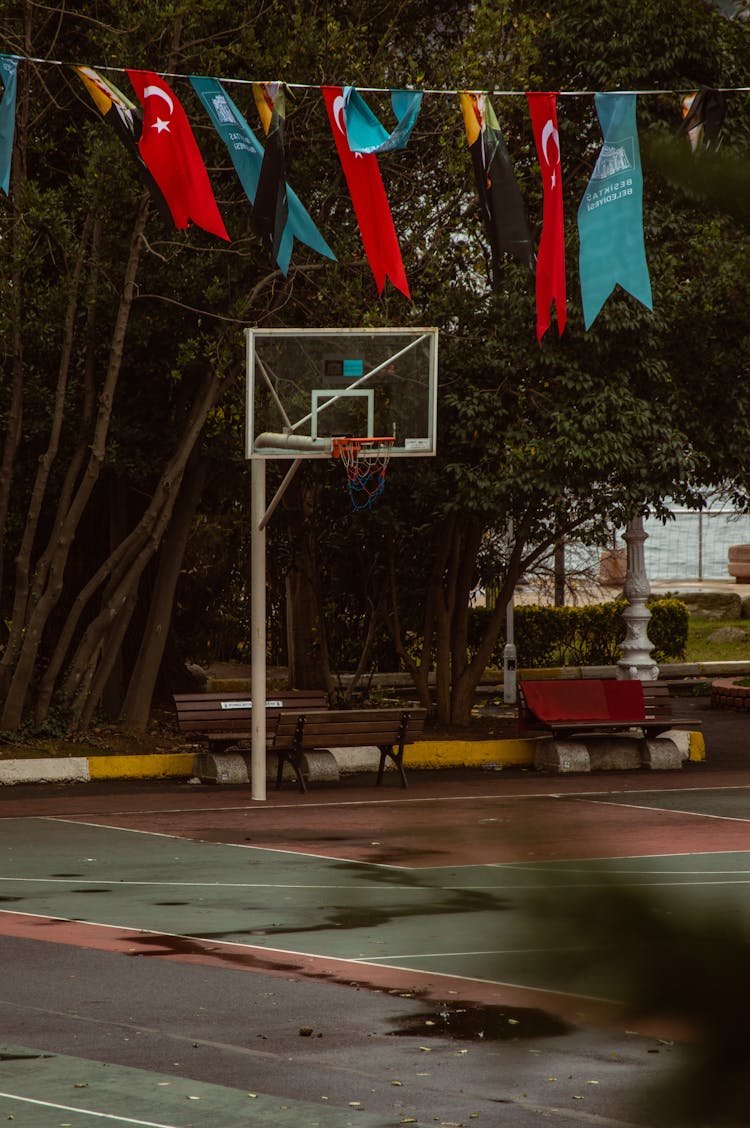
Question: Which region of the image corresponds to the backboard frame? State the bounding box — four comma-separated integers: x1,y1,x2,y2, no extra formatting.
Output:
245,326,438,459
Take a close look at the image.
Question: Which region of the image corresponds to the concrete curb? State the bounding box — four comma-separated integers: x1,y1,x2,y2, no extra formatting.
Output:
0,727,706,784
0,740,540,785
0,754,194,787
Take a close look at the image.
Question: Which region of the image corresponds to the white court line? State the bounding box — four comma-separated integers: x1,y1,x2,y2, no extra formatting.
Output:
578,795,750,823
36,817,414,870
0,1091,179,1126
3,874,750,891
4,782,748,824
0,909,625,1007
19,816,750,875
0,876,424,890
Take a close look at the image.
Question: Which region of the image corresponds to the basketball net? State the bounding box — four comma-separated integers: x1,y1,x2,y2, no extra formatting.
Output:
332,437,395,510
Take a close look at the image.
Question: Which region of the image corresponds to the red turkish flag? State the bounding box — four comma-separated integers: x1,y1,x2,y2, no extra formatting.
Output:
527,92,566,341
322,86,410,299
127,70,229,241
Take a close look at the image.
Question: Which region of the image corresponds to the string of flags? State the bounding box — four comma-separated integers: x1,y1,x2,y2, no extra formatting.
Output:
0,52,734,340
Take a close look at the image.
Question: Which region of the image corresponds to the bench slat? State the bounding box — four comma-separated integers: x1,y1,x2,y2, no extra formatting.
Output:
173,691,328,750
518,679,700,744
272,708,427,793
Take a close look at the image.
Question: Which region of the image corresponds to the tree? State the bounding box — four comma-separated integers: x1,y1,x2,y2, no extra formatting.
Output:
3,0,750,737
369,0,750,725
0,0,472,732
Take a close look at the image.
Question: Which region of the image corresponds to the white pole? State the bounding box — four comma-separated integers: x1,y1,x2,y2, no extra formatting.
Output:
503,594,517,705
250,458,267,800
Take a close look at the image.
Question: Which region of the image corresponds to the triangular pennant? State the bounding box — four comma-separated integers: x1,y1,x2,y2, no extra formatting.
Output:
0,55,19,196
322,85,410,299
190,76,334,274
527,92,567,341
459,91,534,281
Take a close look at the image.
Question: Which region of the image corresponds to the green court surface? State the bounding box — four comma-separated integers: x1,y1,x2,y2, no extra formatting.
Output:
1,775,749,1127
0,1046,393,1127
1,817,749,1004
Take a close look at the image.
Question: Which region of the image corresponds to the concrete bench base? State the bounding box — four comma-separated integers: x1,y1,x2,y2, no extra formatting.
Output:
193,750,340,786
535,733,684,773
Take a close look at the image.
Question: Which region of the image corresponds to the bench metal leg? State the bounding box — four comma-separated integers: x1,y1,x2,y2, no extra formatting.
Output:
376,743,408,788
275,715,308,794
275,751,307,793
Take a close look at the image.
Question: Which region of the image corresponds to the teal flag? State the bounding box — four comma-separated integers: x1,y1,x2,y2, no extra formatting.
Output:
342,87,422,153
0,55,19,196
577,93,652,329
189,76,335,275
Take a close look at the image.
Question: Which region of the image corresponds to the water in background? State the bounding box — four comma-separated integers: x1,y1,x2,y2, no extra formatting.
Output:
567,501,750,582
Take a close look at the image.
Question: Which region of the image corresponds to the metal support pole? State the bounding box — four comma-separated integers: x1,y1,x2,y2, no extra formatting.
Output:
617,515,658,682
250,458,267,800
503,595,517,705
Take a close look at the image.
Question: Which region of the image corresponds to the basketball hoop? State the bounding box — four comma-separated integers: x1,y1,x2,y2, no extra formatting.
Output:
332,436,395,510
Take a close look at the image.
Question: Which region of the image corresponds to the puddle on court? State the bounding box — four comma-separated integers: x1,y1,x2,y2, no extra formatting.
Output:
126,931,299,974
390,1002,573,1042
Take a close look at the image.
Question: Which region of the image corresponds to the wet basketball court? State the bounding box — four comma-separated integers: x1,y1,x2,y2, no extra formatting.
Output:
0,754,749,1127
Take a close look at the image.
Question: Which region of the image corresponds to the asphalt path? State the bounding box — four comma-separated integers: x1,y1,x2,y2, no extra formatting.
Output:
0,694,748,1127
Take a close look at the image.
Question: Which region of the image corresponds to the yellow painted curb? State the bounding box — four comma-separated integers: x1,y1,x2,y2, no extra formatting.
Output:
408,739,537,769
88,753,194,779
688,731,706,762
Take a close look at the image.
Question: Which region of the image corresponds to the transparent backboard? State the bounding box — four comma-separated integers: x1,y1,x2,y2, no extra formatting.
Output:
245,327,438,458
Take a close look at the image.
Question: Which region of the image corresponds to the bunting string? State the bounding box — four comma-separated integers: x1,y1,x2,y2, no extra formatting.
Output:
1,49,749,336
5,53,750,96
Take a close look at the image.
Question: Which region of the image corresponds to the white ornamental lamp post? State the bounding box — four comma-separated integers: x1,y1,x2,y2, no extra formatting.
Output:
616,515,659,682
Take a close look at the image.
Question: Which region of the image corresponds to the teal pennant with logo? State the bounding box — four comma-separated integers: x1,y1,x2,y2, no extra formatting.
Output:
0,54,19,196
190,76,335,275
577,93,652,329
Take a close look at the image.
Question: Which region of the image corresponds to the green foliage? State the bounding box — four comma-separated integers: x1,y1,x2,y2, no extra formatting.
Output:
469,597,688,669
2,0,750,731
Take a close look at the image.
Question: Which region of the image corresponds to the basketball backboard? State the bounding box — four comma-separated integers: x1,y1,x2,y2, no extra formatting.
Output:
245,327,438,459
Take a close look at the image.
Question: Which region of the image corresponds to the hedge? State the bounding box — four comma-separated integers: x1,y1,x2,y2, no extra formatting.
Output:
469,597,688,669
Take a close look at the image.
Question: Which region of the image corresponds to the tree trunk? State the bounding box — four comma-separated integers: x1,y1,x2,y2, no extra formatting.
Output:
119,454,208,729
0,26,30,670
4,209,96,675
62,362,229,727
285,564,329,690
0,194,150,731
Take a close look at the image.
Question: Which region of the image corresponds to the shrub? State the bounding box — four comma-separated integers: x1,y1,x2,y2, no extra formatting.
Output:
468,597,688,669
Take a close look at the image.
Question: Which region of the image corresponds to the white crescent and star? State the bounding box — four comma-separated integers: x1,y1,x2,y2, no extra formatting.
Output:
540,118,560,187
332,93,363,158
143,84,174,133
332,94,346,135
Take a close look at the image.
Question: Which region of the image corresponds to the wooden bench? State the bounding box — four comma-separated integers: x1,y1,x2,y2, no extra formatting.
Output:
271,707,428,793
518,678,699,740
173,690,328,755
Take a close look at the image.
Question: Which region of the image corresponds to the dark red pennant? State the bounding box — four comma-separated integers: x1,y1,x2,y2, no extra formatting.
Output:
322,86,410,299
527,92,566,341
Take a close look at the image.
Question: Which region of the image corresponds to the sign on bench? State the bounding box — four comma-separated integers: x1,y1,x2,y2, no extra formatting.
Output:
173,691,328,755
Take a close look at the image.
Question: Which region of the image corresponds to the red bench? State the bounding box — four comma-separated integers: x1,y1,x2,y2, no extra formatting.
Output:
518,679,698,740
